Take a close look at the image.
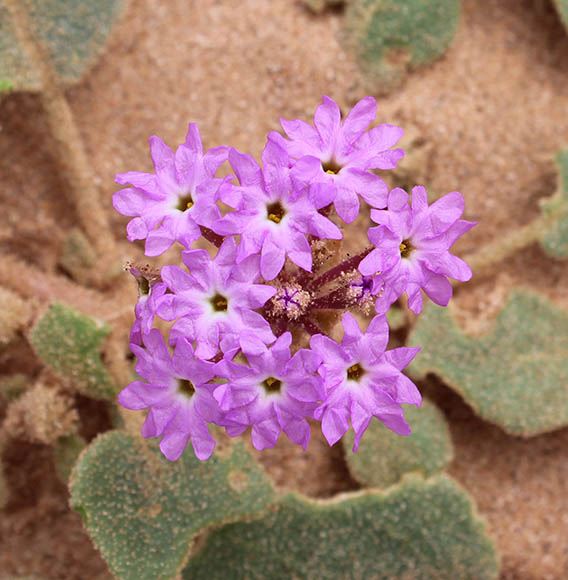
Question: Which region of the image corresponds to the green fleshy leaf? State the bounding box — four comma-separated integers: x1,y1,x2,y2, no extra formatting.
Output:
343,400,453,488
409,290,568,436
539,150,568,258
29,302,116,400
70,431,275,580
552,0,568,31
0,0,125,91
53,433,86,483
182,474,499,580
343,0,460,92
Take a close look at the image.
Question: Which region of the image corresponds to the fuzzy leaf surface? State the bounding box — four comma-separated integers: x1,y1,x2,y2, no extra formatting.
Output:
344,0,460,92
182,474,499,580
343,400,453,488
409,290,568,435
0,0,125,92
539,150,568,258
70,431,275,580
29,302,115,399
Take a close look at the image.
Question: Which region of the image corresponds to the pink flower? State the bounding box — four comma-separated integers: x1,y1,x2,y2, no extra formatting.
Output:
113,123,228,256
211,140,342,281
118,330,221,461
214,332,324,451
310,313,421,451
269,95,404,223
359,186,476,314
155,238,276,359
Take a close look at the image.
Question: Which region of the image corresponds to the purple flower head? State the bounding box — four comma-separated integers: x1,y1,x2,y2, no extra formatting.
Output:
269,95,404,223
118,330,221,461
214,332,324,451
358,186,477,314
113,123,229,256
211,140,342,281
155,238,276,359
310,313,421,452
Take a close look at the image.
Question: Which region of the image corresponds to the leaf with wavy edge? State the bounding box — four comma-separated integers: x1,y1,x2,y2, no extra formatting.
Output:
409,290,568,436
182,474,499,580
70,431,275,580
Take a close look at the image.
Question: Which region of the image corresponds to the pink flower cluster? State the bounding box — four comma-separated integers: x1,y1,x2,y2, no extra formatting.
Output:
114,96,475,461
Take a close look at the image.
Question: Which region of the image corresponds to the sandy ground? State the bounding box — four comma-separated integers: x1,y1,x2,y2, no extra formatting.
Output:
1,0,567,578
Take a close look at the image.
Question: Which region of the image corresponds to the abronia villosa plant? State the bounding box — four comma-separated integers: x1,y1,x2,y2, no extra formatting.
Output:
113,96,475,461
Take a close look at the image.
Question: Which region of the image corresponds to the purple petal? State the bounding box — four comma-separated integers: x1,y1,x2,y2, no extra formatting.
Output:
161,265,194,293
359,123,404,153
388,188,410,211
309,181,337,209
260,234,286,280
334,183,360,223
321,406,350,446
247,284,277,308
251,416,281,450
307,211,343,240
411,186,429,214
384,346,420,371
358,244,400,276
118,381,168,410
262,140,292,196
310,334,349,366
228,148,262,186
340,96,376,149
203,146,229,175
341,313,363,345
181,249,211,290
422,270,454,306
287,231,312,273
314,96,341,151
424,191,465,236
342,169,388,209
189,432,216,461
290,155,323,188
365,314,389,357
279,118,320,152
145,226,175,256
276,407,311,451
113,188,149,217
149,136,176,182
184,123,203,155
126,217,148,241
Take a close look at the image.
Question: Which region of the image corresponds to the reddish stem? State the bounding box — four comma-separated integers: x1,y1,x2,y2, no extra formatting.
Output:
310,287,350,310
201,227,224,248
308,247,373,290
298,317,324,336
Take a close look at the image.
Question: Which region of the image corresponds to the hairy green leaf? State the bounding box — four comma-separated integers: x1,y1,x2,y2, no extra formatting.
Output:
343,0,460,92
409,290,568,435
0,0,125,92
29,302,115,400
183,474,499,580
343,400,453,488
539,150,568,258
70,431,275,580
